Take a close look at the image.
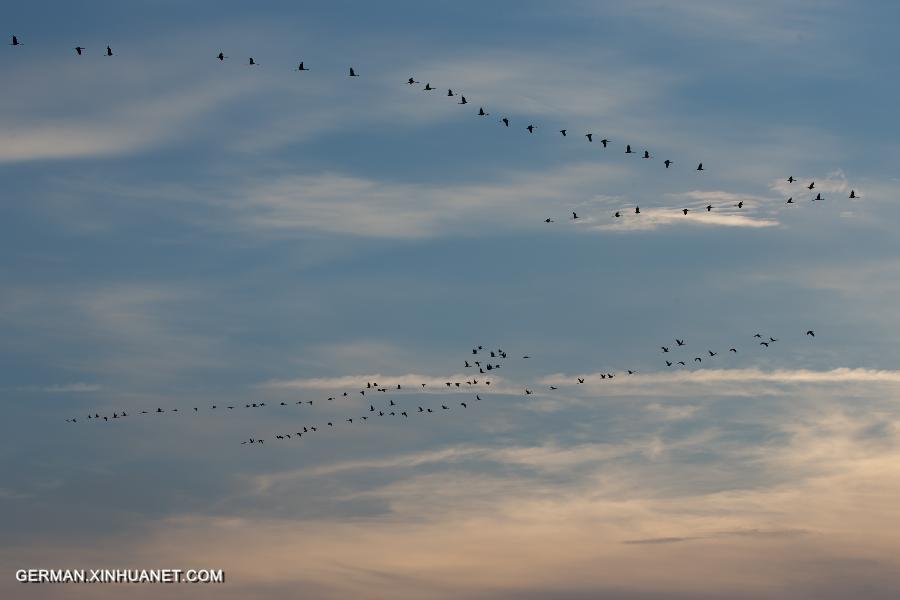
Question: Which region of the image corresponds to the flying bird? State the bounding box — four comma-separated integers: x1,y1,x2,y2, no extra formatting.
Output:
696,163,704,171
806,330,815,337
478,107,489,116
501,117,509,126
105,45,113,56
297,62,309,71
75,46,85,55
349,67,359,76
527,124,535,133
560,129,567,136
664,159,672,168
10,35,21,46
217,52,226,61
585,133,593,142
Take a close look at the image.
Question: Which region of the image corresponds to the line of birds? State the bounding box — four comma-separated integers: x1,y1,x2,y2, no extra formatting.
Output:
7,34,863,222
63,332,817,448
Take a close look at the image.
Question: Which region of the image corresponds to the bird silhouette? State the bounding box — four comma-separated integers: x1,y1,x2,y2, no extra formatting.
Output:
664,159,672,168
75,46,84,55
478,107,489,116
806,330,815,337
676,339,685,346
788,176,795,183
527,124,535,133
217,52,226,61
625,145,634,154
849,190,858,199
408,77,419,84
643,150,651,159
501,117,509,126
682,208,690,215
560,129,567,136
248,57,257,65
424,83,434,91
585,133,593,142
105,45,113,56
572,211,579,220
600,139,609,147
10,35,21,46
297,62,309,71
786,197,794,204
808,182,815,190
349,67,359,76
696,163,704,171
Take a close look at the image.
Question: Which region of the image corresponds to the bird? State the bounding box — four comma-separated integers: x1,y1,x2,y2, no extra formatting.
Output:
808,182,815,190
600,139,609,147
525,389,533,395
729,348,737,353
349,67,359,76
849,190,858,199
75,46,85,55
572,211,579,220
459,95,468,105
614,211,621,218
787,176,795,183
577,378,585,384
297,62,309,71
501,117,509,126
754,333,762,338
676,339,685,346
105,45,113,56
478,107,489,116
697,163,704,171
635,206,641,214
407,77,418,85
527,124,535,133
560,129,567,136
708,350,717,357
706,204,713,212
666,360,673,367
625,145,634,154
682,208,690,215
585,133,593,142
694,357,702,362
813,193,823,201
760,342,769,347
736,201,744,208
769,337,778,342
10,35,21,46
786,197,794,204
248,57,257,66
447,88,454,96
545,217,554,223
806,330,815,337
217,52,226,61
643,150,651,159
664,159,672,168
424,83,434,91
661,346,670,353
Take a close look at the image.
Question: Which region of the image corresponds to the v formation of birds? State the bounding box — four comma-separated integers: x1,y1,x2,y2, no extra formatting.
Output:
7,34,861,221
6,36,834,447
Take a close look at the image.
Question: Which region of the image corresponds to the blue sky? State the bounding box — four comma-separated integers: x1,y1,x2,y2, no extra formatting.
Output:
3,1,900,598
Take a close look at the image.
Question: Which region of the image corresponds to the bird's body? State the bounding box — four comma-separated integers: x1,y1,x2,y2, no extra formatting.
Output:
349,67,359,76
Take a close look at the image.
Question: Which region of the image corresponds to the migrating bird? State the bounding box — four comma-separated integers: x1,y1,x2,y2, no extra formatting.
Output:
661,346,670,353
786,197,794,204
813,193,823,201
11,35,21,46
349,67,359,76
501,117,509,127
808,181,815,190
635,206,640,214
424,83,434,91
806,330,815,337
458,95,468,105
572,211,579,220
560,129,567,136
625,145,634,154
697,163,704,171
217,52,227,61
297,62,309,71
849,190,858,199
478,107,489,116
527,124,535,133
248,57,257,65
729,348,737,353
75,46,84,55
600,139,609,147
585,133,593,142
544,217,554,223
407,77,419,85
105,45,113,56
664,159,672,168
788,176,795,183
577,378,585,384
643,150,651,159
682,208,690,215
706,204,713,212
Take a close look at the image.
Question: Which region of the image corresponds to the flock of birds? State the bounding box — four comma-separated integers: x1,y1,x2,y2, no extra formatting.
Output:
64,330,817,447
7,34,861,223
8,34,832,446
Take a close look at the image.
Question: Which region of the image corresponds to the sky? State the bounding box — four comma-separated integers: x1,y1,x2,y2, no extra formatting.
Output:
3,0,900,598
